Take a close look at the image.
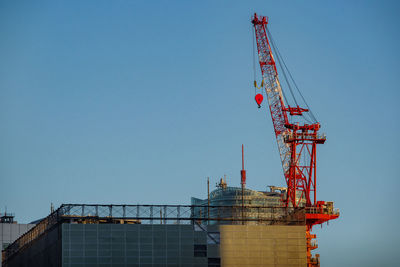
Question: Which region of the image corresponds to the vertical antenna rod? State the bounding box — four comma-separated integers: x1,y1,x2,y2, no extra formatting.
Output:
207,177,210,225
240,144,246,188
240,144,246,224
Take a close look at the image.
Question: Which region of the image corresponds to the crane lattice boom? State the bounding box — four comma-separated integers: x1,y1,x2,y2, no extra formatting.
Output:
252,15,291,176
251,14,326,208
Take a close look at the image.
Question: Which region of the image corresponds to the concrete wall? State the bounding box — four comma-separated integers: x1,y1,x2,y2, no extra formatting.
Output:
219,225,306,267
0,223,35,266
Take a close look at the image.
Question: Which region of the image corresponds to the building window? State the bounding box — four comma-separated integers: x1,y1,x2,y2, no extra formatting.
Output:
194,244,207,257
207,232,220,244
208,257,221,267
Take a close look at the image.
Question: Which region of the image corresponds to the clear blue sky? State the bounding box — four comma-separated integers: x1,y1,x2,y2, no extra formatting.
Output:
1,1,399,266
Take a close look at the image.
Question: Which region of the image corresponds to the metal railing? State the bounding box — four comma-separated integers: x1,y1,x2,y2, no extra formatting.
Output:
310,240,318,248
284,132,326,142
305,206,340,216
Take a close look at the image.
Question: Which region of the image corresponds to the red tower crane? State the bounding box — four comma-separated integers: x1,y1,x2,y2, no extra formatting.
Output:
251,13,339,266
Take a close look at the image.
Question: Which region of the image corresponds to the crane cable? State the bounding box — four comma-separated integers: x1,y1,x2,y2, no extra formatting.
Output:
252,27,257,97
252,26,290,107
266,28,299,109
266,28,318,123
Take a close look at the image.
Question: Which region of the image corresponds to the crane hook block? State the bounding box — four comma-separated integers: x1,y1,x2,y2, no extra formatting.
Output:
255,94,263,108
253,80,265,89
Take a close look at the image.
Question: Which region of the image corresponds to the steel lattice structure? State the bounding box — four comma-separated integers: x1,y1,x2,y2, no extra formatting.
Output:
252,14,326,208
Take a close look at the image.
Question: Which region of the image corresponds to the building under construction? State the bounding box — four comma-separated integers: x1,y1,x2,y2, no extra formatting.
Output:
2,203,314,267
191,178,302,225
1,147,338,267
1,174,338,266
191,175,311,222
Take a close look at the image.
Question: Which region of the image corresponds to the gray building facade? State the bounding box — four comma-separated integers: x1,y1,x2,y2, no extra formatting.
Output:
0,214,35,266
62,223,220,267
